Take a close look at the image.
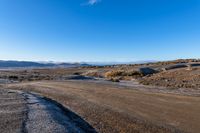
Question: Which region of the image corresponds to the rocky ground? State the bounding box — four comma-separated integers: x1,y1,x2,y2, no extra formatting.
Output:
1,59,200,133
140,67,200,89
1,59,200,90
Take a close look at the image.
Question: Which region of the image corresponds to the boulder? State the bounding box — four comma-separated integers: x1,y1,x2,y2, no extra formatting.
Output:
164,64,187,70
138,67,157,76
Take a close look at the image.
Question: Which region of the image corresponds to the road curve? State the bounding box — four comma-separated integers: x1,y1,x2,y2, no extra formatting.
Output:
0,89,97,133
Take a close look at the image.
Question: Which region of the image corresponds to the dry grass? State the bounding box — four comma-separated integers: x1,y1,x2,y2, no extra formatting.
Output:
105,70,142,79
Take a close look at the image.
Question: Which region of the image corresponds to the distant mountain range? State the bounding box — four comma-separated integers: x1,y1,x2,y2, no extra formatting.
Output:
0,60,89,68
0,60,158,68
86,60,157,66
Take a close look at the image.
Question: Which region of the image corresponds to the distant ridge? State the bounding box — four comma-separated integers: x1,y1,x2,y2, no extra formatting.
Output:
86,60,157,66
0,60,89,68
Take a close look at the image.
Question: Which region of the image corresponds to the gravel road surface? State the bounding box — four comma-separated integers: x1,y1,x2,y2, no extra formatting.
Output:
0,89,96,133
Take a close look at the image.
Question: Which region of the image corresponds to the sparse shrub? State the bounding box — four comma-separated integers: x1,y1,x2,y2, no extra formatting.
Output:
83,70,103,78
73,72,81,75
105,70,125,78
126,71,143,76
8,75,19,80
110,78,120,82
105,70,143,78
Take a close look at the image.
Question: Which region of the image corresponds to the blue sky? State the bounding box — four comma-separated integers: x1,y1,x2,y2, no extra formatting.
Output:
0,0,200,62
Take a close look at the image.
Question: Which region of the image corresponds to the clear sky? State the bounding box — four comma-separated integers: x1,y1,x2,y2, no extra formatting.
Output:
0,0,200,62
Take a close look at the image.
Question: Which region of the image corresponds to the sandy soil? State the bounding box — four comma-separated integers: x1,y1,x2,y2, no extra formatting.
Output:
6,80,200,133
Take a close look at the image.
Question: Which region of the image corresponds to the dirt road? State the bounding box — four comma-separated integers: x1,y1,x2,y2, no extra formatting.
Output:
0,89,96,133
6,80,200,133
0,89,26,133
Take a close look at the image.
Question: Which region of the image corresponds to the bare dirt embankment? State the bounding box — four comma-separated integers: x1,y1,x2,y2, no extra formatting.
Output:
6,80,200,133
140,67,200,89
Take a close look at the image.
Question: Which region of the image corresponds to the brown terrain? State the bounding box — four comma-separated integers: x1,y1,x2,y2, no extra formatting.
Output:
1,59,200,133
